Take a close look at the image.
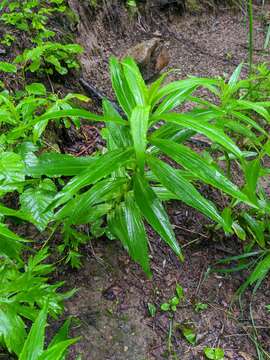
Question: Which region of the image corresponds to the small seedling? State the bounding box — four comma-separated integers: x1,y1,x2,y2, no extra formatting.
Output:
179,323,197,345
204,347,225,360
161,283,184,312
148,303,157,317
266,305,270,312
194,302,208,312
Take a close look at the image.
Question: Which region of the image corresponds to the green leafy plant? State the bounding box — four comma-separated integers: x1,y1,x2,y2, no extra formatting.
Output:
0,0,66,42
0,61,17,73
0,248,74,356
194,302,208,312
0,33,16,46
31,56,257,275
180,323,197,345
204,347,225,360
17,304,78,360
0,83,88,150
161,284,184,312
15,42,83,76
147,303,157,317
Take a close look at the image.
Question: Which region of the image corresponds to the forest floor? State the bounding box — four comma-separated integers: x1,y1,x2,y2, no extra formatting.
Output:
1,2,270,360
54,4,270,360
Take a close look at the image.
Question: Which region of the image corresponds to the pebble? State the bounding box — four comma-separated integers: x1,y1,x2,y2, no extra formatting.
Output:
0,48,7,56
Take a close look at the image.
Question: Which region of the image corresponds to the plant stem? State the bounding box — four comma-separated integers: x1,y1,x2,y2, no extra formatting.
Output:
248,0,253,75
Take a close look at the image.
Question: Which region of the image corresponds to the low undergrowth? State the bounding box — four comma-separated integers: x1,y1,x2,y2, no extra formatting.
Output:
0,0,270,359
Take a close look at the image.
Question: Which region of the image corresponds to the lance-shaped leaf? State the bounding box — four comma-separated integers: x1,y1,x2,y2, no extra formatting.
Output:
55,178,126,224
235,100,270,122
25,152,98,178
122,57,148,106
154,113,243,158
103,99,131,149
123,193,150,275
110,57,136,117
37,338,78,360
151,139,252,205
148,156,228,230
152,77,220,106
153,87,195,117
130,106,150,172
133,173,183,260
19,304,48,360
53,148,133,207
0,224,24,261
0,305,26,356
20,179,57,231
108,196,150,275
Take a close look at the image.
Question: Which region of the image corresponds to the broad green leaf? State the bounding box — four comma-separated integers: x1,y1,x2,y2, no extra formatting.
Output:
25,152,98,177
247,253,270,285
122,57,148,106
0,61,17,73
204,347,225,360
35,108,126,126
153,77,220,106
181,325,196,345
0,223,24,261
109,57,135,117
232,222,246,241
102,99,131,149
223,120,259,144
25,83,46,96
133,173,183,259
153,87,195,117
148,156,227,230
19,304,48,360
130,106,150,172
155,113,243,158
20,179,57,230
151,139,251,205
243,213,265,248
0,305,26,356
37,339,78,360
108,196,150,275
228,63,243,88
235,100,270,122
242,159,260,205
55,178,126,224
123,192,150,275
148,71,169,105
0,204,31,222
49,318,71,348
53,148,133,206
0,152,25,194
231,111,267,135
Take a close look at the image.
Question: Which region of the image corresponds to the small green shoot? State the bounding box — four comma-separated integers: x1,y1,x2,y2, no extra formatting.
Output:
194,302,208,312
180,324,197,345
204,347,225,360
161,283,184,312
147,303,157,317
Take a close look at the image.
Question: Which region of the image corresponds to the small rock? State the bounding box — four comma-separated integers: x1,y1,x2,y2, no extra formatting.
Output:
102,285,122,301
239,352,254,360
122,38,170,81
123,38,161,68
